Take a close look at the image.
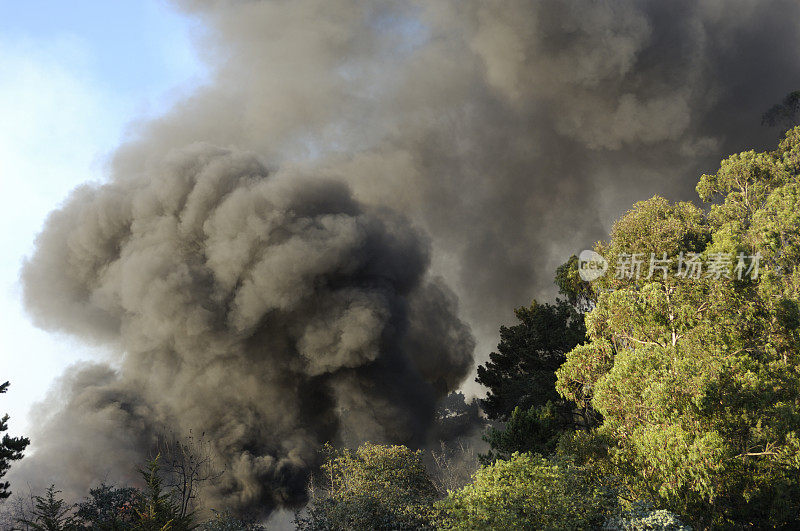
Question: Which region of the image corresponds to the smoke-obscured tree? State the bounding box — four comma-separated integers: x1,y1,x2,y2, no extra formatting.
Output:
763,90,800,135
1,488,36,530
16,485,79,531
555,255,596,313
432,453,615,530
74,484,141,530
476,299,585,422
1,381,30,500
429,392,485,443
557,127,800,528
197,511,264,531
428,441,479,495
155,432,223,521
295,443,437,530
134,455,195,530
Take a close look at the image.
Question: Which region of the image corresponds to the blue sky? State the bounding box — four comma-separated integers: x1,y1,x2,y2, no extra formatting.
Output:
0,0,207,437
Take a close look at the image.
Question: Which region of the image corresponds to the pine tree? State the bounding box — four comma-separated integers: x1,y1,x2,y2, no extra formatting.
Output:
17,485,79,530
1,381,30,500
134,455,195,530
75,483,141,530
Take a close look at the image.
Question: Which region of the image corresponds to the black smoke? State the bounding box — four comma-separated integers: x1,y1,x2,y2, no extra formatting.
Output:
17,144,474,512
107,0,800,362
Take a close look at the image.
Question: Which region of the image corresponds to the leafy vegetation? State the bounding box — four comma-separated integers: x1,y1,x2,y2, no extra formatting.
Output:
296,443,437,530
434,452,615,530
74,484,140,530
17,485,80,531
475,264,597,463
134,455,196,530
556,126,800,528
476,300,586,423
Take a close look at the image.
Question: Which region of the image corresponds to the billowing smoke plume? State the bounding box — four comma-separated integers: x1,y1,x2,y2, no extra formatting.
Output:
15,0,800,514
17,144,474,511
107,0,800,357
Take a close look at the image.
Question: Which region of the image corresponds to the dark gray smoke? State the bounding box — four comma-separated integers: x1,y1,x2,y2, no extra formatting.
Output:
15,0,800,514
106,0,800,360
17,144,474,512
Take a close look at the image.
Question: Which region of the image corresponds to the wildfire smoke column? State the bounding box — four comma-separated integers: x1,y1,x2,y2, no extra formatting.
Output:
17,143,475,513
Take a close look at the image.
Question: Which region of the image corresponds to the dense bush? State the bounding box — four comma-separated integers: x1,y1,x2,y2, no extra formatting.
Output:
296,443,437,530
434,453,616,529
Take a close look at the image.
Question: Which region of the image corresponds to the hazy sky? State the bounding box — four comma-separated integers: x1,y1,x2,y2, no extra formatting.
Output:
0,0,206,437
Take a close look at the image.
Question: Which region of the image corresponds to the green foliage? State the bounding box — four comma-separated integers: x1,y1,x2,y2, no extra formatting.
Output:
557,127,800,527
75,484,141,530
134,455,195,531
481,402,566,463
603,502,692,530
476,299,585,422
555,254,596,311
697,150,789,231
593,197,710,294
17,485,79,531
555,339,614,412
1,381,30,500
296,443,437,530
477,259,598,464
434,453,616,530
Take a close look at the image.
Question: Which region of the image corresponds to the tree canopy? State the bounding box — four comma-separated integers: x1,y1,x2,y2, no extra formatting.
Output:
296,443,437,530
476,258,597,461
476,300,586,423
433,452,615,530
557,126,800,528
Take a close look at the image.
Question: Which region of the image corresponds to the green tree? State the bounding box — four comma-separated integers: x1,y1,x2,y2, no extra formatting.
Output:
555,254,596,312
1,381,30,500
603,503,692,530
17,485,79,531
434,453,615,530
557,127,800,527
296,443,437,530
134,455,195,531
476,259,596,461
476,300,586,422
75,484,141,530
481,402,565,462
